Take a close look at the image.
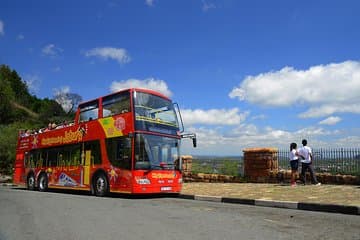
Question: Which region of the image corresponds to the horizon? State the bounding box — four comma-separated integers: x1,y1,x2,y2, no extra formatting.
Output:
1,0,360,156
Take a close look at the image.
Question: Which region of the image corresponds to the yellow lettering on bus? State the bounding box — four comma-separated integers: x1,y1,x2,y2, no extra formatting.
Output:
41,130,83,146
151,173,175,179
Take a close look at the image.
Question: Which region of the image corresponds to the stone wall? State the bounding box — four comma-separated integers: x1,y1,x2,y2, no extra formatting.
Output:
269,170,360,185
183,172,360,185
182,155,193,175
243,148,278,183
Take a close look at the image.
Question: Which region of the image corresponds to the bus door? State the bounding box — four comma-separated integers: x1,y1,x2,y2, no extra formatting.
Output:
83,150,91,186
13,152,25,184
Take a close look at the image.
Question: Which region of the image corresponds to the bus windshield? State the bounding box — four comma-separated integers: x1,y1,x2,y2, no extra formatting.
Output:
134,134,180,170
134,91,179,134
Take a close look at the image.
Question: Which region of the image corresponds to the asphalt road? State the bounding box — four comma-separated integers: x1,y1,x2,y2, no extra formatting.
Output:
0,186,359,240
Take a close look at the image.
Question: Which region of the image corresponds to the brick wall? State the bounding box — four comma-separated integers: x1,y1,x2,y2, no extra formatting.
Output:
243,148,278,183
182,155,193,175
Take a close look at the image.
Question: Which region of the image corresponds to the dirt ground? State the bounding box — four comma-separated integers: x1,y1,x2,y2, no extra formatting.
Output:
181,182,360,206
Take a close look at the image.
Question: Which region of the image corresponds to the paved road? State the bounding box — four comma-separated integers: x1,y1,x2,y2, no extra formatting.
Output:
0,186,359,240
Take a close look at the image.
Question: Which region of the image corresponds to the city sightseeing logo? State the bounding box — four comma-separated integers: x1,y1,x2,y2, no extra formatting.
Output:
41,129,84,146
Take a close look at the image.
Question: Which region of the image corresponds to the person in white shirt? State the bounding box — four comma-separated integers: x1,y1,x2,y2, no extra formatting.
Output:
298,139,321,185
289,142,300,187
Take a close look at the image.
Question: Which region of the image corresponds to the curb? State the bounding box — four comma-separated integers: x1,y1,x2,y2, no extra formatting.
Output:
1,183,17,187
194,195,222,202
255,199,298,209
178,194,360,216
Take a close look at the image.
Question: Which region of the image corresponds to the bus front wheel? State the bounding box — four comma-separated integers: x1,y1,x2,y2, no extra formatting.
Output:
27,174,35,191
38,173,48,192
94,174,108,197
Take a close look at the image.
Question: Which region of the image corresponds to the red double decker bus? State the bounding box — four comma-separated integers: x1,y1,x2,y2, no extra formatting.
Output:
13,88,196,196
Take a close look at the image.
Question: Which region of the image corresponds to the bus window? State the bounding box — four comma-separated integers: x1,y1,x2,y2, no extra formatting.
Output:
71,146,81,166
62,146,71,167
84,141,101,165
33,150,43,168
133,91,179,134
106,137,131,169
48,148,59,167
41,151,47,167
79,100,99,122
134,134,151,170
134,134,180,170
25,152,34,168
102,91,130,117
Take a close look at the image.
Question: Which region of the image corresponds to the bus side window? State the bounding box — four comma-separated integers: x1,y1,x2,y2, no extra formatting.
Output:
102,91,130,117
106,137,131,169
84,141,101,165
71,146,81,166
24,152,30,168
48,148,58,167
63,146,72,167
29,153,35,168
35,151,42,168
79,100,99,123
41,151,47,167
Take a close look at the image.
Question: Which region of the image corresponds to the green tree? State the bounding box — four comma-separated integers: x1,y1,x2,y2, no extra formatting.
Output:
0,65,16,124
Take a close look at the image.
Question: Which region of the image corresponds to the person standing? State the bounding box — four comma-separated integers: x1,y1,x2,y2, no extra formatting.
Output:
289,143,300,187
298,139,321,185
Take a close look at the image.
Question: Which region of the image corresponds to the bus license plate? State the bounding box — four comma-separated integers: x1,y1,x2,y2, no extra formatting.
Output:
161,186,172,191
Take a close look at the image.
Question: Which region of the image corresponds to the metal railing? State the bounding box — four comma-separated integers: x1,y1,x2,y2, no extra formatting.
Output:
278,148,360,176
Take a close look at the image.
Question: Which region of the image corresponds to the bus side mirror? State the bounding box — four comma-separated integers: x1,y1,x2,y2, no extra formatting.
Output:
192,137,197,148
181,133,197,148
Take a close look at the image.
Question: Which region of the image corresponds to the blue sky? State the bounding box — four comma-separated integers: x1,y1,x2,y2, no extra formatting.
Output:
1,0,360,155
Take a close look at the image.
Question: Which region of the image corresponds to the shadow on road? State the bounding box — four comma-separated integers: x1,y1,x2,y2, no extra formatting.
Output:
10,186,179,200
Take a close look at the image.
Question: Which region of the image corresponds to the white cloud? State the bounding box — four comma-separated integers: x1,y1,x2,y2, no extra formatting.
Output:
53,66,61,72
53,86,72,113
229,61,360,118
85,47,131,64
42,44,63,57
145,0,154,6
251,114,266,121
299,103,360,118
17,34,24,40
0,20,4,36
319,116,341,125
24,74,41,94
181,108,248,126
181,125,342,156
202,1,216,12
336,136,360,147
110,78,172,97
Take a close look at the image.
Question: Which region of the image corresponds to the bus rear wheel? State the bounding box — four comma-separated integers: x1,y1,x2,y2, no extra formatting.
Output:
94,174,108,197
27,174,35,190
38,173,48,192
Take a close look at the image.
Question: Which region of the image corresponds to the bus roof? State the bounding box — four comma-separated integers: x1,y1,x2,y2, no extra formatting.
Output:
78,88,171,106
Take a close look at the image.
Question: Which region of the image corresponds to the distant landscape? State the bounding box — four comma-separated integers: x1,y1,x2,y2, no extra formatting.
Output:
192,150,360,177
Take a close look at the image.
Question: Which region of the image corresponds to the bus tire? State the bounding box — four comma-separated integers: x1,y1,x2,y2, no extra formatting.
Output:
38,173,48,192
93,174,108,197
27,173,35,191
